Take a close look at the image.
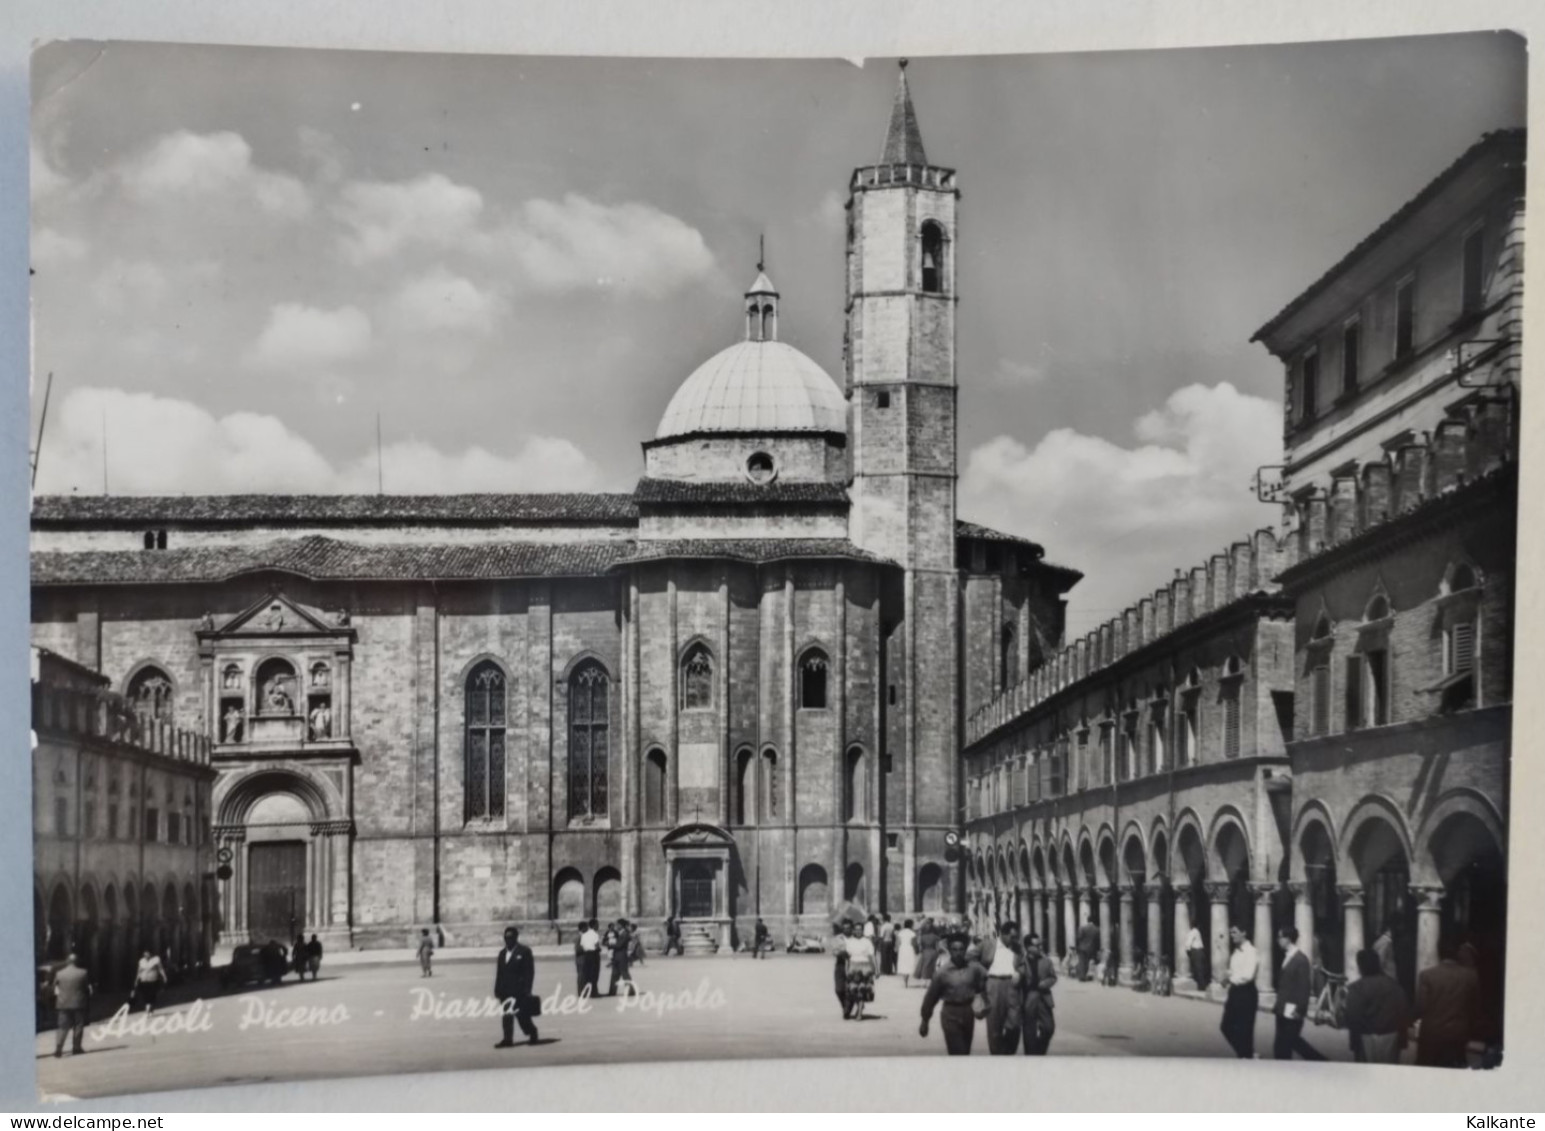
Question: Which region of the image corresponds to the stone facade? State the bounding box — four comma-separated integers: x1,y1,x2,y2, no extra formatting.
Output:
29,66,1080,954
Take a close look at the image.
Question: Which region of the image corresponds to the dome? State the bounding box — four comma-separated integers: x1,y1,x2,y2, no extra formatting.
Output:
654,339,847,440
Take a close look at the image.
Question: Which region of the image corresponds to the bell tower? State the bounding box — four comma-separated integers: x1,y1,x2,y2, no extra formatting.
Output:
846,60,960,912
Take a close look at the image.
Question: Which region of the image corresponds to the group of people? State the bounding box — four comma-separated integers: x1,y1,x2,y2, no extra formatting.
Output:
1219,924,1486,1066
571,918,644,998
289,932,325,982
917,921,1059,1056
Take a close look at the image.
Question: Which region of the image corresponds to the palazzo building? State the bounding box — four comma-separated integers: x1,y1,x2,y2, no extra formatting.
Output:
962,126,1521,1039
30,66,1081,953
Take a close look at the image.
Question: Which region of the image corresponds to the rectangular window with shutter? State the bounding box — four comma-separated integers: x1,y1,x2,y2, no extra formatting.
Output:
1222,687,1241,758
1367,649,1389,726
1181,689,1200,765
1100,725,1113,785
1344,655,1363,731
1449,622,1475,675
1312,664,1331,737
1077,732,1089,791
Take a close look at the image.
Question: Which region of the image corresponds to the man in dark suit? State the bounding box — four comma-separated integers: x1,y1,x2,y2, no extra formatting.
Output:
1416,937,1480,1068
493,926,539,1048
1075,919,1100,982
1021,932,1059,1056
1273,926,1326,1060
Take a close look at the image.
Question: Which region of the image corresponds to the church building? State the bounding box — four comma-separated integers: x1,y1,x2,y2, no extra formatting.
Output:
30,65,1080,952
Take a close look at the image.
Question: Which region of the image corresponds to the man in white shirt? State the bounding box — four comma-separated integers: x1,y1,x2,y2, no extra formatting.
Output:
980,921,1024,1055
578,919,602,999
1186,924,1208,989
1219,924,1259,1058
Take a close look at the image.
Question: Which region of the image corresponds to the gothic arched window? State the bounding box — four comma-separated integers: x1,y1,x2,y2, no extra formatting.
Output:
762,748,779,819
681,645,714,711
920,221,946,293
799,648,829,709
127,666,174,724
843,746,866,823
464,662,507,821
644,748,667,825
568,662,610,820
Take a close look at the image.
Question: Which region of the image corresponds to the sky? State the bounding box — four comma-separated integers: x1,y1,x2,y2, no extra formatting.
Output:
28,35,1526,633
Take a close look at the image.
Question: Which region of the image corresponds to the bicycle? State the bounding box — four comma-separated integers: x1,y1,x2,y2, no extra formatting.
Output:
1150,956,1173,997
1130,950,1150,992
1309,963,1347,1028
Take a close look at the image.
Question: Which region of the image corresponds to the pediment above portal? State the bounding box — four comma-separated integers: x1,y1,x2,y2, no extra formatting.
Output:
199,590,354,640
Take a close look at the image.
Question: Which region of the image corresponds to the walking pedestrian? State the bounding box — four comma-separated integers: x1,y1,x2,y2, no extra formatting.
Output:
1219,925,1259,1059
580,918,603,999
132,949,166,1012
833,920,854,1018
915,918,941,983
608,921,637,997
571,921,588,992
753,917,769,959
919,934,988,1055
1186,924,1208,990
1415,937,1479,1068
1345,949,1408,1063
1021,932,1058,1055
492,926,539,1048
1076,918,1100,982
292,932,308,980
879,914,896,975
979,920,1024,1054
51,954,91,1058
305,934,324,981
896,919,919,988
664,915,683,956
417,928,435,977
1272,927,1326,1061
842,921,877,1019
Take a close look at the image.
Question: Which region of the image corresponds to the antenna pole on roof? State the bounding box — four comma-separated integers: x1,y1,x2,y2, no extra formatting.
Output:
101,405,108,495
30,371,52,491
376,412,384,494
757,233,764,274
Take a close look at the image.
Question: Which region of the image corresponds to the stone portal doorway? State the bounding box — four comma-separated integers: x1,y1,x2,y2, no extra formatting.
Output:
661,821,736,954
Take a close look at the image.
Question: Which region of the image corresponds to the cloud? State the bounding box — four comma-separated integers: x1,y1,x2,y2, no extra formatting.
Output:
993,358,1046,386
32,227,87,268
36,387,605,496
30,142,68,202
814,189,846,229
243,303,373,373
959,381,1282,633
490,193,715,297
389,267,503,335
340,435,605,494
334,172,485,263
91,259,168,314
118,130,310,219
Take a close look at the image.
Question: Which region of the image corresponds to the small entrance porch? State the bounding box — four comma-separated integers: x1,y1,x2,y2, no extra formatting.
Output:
661,822,736,955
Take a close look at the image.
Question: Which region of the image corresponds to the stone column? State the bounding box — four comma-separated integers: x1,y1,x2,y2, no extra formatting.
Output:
1098,888,1113,966
1077,888,1091,934
1146,888,1162,972
1252,884,1276,998
1289,882,1314,969
1339,886,1365,983
1207,882,1232,1001
1065,888,1079,959
1118,887,1135,982
1034,890,1048,946
1411,885,1445,979
1172,885,1194,990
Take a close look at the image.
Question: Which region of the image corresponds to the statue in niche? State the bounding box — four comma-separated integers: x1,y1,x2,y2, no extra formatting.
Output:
222,665,242,691
199,611,215,631
310,663,330,688
308,702,332,741
262,676,293,715
221,704,245,743
262,603,286,630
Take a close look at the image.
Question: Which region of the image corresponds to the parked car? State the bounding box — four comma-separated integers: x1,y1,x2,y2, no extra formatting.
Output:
219,942,289,990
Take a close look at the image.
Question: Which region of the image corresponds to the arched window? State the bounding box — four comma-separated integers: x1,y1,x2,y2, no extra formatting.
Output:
568,662,610,820
127,666,174,723
681,645,714,711
760,302,775,341
734,748,754,825
761,748,779,819
1445,562,1479,594
1310,615,1333,737
844,746,866,823
464,661,507,820
254,657,297,716
644,748,667,824
920,221,945,293
799,648,829,709
1365,594,1391,621
1001,624,1019,688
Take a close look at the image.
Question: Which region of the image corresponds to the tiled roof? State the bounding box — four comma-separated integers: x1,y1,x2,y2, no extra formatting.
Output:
955,520,1044,554
32,536,632,586
30,493,639,526
1252,129,1526,345
633,478,849,506
618,539,893,568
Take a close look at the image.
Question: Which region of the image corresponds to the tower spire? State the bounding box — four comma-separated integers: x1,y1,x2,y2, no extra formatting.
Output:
881,58,928,167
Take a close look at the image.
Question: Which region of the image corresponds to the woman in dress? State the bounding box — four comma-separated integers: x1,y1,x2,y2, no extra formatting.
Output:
842,921,878,1020
132,949,166,1013
832,920,854,1018
896,919,920,989
916,918,942,983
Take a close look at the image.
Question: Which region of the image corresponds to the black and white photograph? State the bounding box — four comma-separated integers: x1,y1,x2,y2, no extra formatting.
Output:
23,28,1526,1101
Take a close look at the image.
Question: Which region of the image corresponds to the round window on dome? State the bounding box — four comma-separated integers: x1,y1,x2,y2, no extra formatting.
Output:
746,451,777,484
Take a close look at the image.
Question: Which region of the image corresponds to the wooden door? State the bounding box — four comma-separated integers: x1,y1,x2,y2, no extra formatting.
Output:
679,860,714,919
248,842,306,943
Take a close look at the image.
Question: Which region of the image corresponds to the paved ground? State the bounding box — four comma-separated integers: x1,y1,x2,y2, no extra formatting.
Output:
35,953,1362,1101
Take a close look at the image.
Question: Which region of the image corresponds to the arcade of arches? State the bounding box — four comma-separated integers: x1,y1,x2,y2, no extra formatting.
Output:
968,793,1505,1035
